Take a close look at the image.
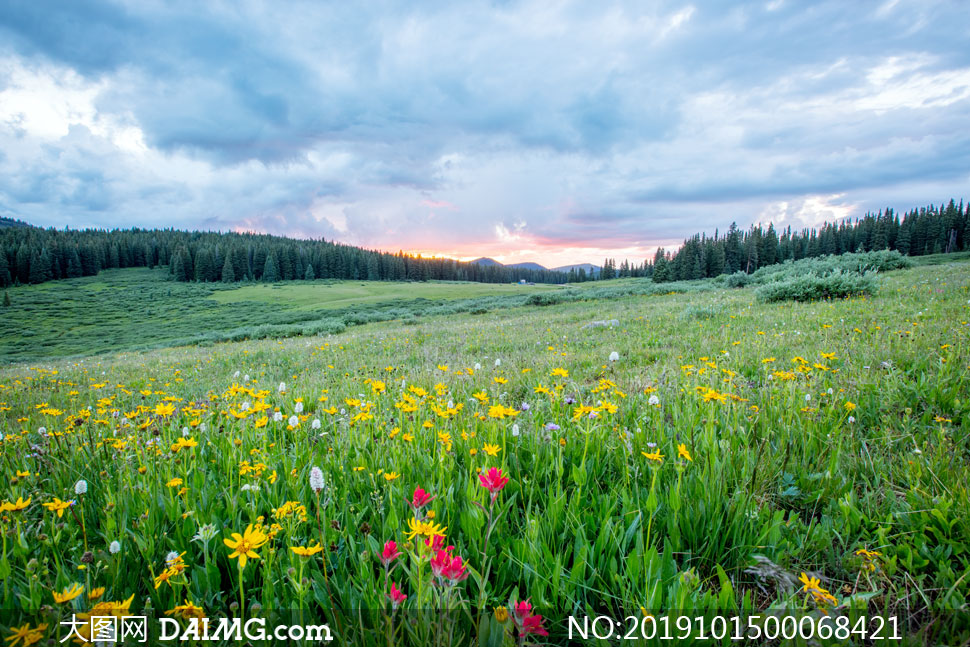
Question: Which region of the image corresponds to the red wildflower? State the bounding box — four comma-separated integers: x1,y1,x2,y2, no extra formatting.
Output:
478,467,509,501
430,549,469,584
512,599,549,636
387,582,407,608
380,540,401,566
409,487,435,511
424,535,454,552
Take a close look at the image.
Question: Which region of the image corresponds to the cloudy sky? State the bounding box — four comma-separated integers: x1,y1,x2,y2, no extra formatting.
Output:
1,1,968,267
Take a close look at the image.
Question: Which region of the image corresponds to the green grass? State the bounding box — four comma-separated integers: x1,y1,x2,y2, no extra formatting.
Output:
0,270,560,363
209,279,556,309
0,258,968,644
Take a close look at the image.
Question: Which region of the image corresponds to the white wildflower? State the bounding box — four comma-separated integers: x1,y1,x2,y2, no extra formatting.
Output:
74,480,87,495
273,411,283,422
109,540,121,554
494,358,501,367
295,402,304,414
474,363,482,370
848,416,856,424
511,424,520,437
309,466,325,492
609,351,620,362
278,382,286,393
311,419,321,430
288,415,299,427
804,394,812,402
648,394,660,406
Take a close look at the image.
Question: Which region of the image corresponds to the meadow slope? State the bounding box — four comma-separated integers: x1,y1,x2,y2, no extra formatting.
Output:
0,260,968,645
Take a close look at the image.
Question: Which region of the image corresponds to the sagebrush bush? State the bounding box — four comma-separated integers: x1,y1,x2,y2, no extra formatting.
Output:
755,269,877,302
724,271,751,288
749,250,910,286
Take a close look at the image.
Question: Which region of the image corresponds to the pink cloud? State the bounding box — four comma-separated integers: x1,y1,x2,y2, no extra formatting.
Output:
420,199,458,210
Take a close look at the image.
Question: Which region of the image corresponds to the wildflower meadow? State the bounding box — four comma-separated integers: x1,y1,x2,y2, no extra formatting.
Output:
1,258,968,645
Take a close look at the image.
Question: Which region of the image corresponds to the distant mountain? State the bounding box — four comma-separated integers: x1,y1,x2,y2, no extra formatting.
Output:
507,262,548,271
552,263,600,275
469,257,503,267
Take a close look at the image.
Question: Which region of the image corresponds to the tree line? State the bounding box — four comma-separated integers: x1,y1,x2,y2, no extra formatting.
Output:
1,197,966,289
586,199,967,283
0,224,569,288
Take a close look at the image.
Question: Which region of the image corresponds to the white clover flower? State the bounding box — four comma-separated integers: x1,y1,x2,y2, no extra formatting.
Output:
311,419,321,430
181,427,189,437
109,540,121,554
295,402,304,414
913,447,922,455
241,401,251,411
309,466,325,492
233,370,240,378
244,374,250,382
494,358,501,367
278,382,286,393
609,351,620,362
848,416,856,424
273,411,283,422
38,427,47,436
804,394,812,402
474,363,482,370
288,415,299,427
74,480,88,495
199,422,207,432
648,394,660,406
165,551,180,565
511,424,520,437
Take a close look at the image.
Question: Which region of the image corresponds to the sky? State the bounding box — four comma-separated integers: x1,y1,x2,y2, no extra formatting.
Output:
1,1,968,268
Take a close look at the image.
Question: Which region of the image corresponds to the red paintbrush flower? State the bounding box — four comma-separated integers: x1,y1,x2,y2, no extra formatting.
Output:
512,598,548,636
424,535,454,552
409,486,435,511
380,540,400,566
387,582,407,608
478,467,509,501
430,549,469,585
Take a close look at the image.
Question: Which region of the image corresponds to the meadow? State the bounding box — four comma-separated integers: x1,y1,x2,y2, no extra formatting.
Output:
0,269,559,363
0,258,968,645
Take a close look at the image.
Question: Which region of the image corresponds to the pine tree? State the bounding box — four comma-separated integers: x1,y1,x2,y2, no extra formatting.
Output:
0,250,10,287
263,254,278,282
2,291,10,307
304,264,315,280
222,254,236,283
66,248,83,278
652,248,669,283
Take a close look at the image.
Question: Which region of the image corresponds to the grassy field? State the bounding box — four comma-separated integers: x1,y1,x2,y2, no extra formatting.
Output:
209,280,557,309
0,269,560,363
0,259,968,644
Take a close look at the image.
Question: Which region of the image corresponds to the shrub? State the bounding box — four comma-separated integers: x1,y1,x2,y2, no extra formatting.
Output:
527,293,566,306
724,271,751,288
755,270,877,302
